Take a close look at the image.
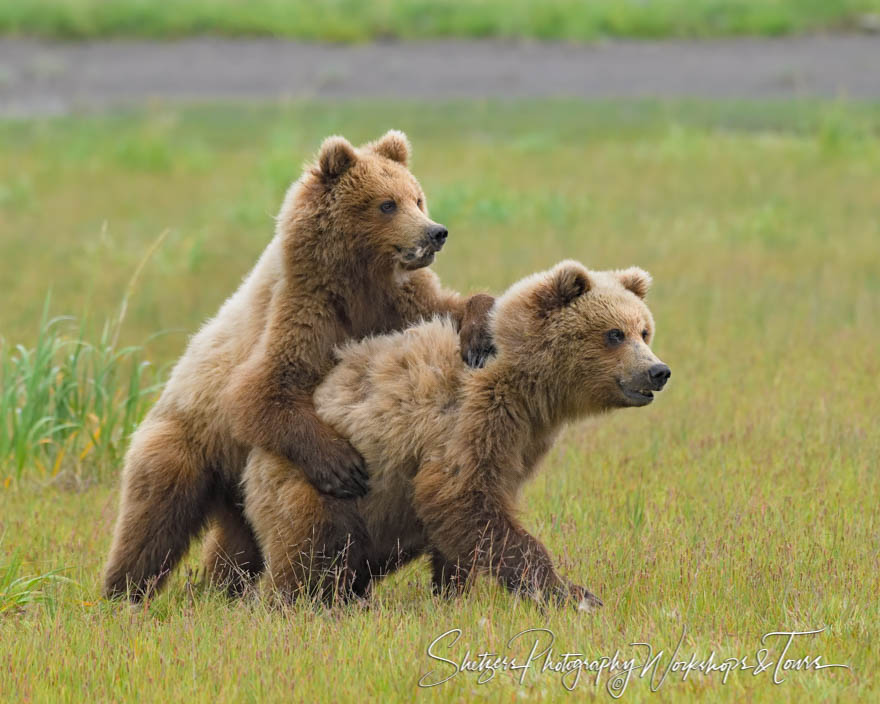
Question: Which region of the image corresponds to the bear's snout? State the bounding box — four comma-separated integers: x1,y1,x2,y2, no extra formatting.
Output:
648,363,671,390
425,224,448,250
617,359,670,407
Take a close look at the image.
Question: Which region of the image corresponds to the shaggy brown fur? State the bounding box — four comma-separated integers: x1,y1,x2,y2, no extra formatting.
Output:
242,261,671,609
103,131,495,601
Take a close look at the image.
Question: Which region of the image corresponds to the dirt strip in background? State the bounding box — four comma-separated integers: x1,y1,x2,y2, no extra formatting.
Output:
1,35,878,115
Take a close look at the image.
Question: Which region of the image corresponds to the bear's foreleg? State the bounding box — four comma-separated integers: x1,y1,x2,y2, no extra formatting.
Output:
394,271,497,368
227,350,369,500
415,475,600,609
430,550,472,598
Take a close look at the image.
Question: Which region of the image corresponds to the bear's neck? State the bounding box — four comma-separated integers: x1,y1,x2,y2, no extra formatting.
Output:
473,360,571,443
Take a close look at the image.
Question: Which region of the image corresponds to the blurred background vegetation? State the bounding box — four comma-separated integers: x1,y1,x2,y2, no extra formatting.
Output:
2,0,880,40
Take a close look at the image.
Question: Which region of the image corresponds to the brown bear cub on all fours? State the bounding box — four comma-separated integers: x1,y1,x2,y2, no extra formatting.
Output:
243,260,671,610
102,130,497,601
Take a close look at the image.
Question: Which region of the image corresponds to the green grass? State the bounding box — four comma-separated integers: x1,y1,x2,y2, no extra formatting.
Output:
0,300,158,484
2,0,880,41
1,100,879,702
0,545,72,614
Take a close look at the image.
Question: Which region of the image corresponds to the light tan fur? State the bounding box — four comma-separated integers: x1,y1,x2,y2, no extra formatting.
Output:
243,260,670,608
103,131,495,600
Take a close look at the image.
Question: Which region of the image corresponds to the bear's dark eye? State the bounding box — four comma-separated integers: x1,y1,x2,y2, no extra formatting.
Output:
641,329,649,342
380,200,397,214
417,197,423,209
606,329,625,346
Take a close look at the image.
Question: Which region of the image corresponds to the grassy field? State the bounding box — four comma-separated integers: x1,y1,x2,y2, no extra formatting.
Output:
1,101,879,702
2,0,880,41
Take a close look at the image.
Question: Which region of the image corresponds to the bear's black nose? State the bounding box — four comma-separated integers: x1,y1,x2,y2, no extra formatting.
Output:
648,363,671,389
426,225,448,248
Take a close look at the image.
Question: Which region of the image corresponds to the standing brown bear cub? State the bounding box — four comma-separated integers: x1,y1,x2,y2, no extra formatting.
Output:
103,130,495,600
243,261,670,608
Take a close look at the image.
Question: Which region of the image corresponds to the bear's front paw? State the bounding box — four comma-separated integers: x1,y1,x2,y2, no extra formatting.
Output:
460,293,497,369
309,437,369,500
567,583,603,612
538,579,603,611
463,339,497,369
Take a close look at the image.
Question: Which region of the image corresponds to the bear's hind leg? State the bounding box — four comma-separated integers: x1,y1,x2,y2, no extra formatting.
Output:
243,449,372,605
202,503,264,597
103,417,213,601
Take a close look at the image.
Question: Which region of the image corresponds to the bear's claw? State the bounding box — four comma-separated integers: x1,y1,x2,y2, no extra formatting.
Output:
459,293,497,369
312,440,370,499
466,344,497,369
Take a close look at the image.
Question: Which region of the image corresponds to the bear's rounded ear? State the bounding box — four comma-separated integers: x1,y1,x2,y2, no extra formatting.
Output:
616,267,652,299
371,130,410,166
536,261,591,313
318,136,357,180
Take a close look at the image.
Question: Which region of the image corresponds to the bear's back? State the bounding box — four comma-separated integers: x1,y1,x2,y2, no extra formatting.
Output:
315,317,465,480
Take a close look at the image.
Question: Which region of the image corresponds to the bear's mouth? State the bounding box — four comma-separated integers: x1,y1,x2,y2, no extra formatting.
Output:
395,241,441,270
618,382,654,406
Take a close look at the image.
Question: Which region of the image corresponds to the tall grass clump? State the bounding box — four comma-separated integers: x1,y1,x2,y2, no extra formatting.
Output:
0,301,159,484
0,230,169,484
0,547,71,615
